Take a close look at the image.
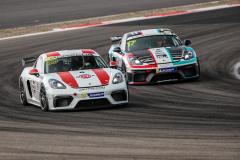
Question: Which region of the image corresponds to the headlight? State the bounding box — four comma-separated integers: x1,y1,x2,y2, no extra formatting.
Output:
112,72,124,84
184,50,194,60
128,56,143,65
48,79,66,89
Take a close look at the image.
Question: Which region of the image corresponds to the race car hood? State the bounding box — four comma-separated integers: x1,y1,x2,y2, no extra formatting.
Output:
47,68,111,88
130,46,185,64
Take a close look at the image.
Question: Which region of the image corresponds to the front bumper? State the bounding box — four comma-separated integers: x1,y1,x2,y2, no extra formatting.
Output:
46,84,128,110
127,63,199,84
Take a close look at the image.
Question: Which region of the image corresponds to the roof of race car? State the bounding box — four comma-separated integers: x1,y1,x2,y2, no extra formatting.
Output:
41,49,99,59
126,28,176,39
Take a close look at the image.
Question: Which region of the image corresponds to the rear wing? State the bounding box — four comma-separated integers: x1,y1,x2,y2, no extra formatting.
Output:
22,57,37,66
110,36,122,44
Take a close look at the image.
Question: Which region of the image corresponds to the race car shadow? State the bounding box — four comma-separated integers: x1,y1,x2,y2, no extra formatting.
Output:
52,103,130,112
129,78,201,86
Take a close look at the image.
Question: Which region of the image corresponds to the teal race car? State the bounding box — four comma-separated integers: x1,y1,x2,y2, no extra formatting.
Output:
108,28,200,84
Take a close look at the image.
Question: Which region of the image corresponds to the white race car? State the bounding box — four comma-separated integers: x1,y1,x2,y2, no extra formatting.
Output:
19,49,128,111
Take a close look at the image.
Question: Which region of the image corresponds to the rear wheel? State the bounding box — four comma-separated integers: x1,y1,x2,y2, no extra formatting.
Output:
19,78,28,106
40,85,49,111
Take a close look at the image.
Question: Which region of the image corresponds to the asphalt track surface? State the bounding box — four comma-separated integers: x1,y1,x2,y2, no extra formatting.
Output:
0,0,217,30
0,6,240,160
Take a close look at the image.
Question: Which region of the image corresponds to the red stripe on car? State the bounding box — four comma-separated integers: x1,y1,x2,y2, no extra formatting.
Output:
46,52,60,57
129,81,149,84
140,31,143,35
129,64,158,68
81,49,95,54
147,49,157,64
57,72,79,87
92,69,109,85
124,52,157,68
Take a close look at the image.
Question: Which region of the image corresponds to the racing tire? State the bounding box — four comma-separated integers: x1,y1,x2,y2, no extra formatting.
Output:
195,58,200,80
121,61,128,84
19,78,28,106
107,54,110,65
40,84,49,111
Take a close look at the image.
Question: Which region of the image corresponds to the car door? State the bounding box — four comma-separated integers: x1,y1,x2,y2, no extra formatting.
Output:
30,56,43,102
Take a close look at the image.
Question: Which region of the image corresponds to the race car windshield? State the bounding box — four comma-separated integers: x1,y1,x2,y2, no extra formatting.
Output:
45,55,108,73
126,35,182,51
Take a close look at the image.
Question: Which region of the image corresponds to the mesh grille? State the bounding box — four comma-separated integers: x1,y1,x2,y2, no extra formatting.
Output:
75,98,111,108
150,73,182,82
170,53,183,62
137,56,155,64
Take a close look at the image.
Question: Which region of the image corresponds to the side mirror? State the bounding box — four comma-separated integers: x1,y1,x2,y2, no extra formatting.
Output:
110,61,118,68
184,39,192,46
29,69,39,77
113,47,121,53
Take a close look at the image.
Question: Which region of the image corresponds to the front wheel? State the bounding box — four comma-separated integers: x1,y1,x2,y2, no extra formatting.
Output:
121,61,128,84
195,58,200,80
40,85,49,111
19,78,28,106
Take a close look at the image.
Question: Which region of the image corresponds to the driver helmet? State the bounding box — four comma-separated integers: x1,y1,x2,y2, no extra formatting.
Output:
156,37,166,45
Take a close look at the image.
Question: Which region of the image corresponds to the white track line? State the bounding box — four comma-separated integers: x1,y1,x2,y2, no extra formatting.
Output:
0,3,240,41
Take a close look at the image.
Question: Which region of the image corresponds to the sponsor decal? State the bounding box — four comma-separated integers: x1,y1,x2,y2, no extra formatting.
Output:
76,74,96,80
81,93,87,99
79,86,105,91
155,49,168,59
87,92,104,98
127,33,165,41
31,81,39,91
164,31,172,33
45,56,58,66
126,40,136,48
131,32,139,35
81,92,104,99
156,67,177,73
45,56,55,61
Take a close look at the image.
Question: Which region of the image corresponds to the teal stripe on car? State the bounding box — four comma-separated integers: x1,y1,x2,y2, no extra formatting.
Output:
156,29,161,33
167,47,196,66
184,75,199,79
109,46,116,61
164,47,174,62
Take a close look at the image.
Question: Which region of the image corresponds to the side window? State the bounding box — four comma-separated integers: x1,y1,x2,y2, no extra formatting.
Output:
36,57,43,74
121,34,127,51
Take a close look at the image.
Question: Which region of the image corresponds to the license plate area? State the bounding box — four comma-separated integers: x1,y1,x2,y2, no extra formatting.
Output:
156,67,177,73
